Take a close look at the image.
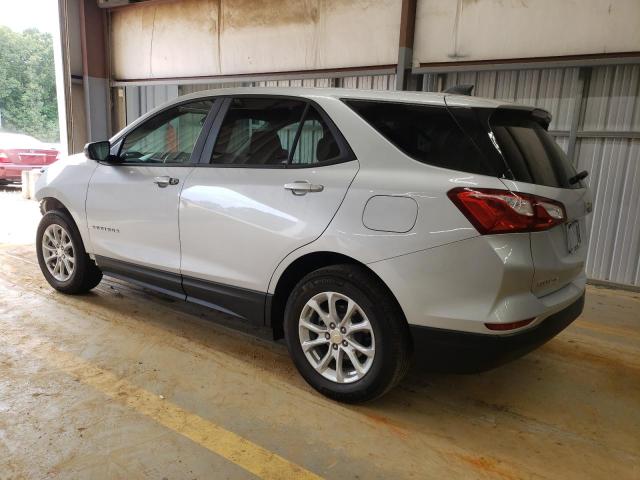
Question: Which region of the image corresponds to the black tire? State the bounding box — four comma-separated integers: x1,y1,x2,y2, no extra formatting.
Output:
36,210,102,294
284,264,412,403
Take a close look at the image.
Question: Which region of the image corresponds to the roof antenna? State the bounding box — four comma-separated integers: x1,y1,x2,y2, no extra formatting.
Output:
443,84,474,96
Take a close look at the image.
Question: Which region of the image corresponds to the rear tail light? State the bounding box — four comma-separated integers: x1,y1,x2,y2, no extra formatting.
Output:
0,151,8,163
448,187,566,234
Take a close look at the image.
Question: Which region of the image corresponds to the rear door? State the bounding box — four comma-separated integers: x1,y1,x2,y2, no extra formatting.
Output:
86,99,215,285
489,109,591,296
179,96,358,319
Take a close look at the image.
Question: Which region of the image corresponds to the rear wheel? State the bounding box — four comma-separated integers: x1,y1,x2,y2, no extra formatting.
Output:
36,210,102,294
284,264,412,403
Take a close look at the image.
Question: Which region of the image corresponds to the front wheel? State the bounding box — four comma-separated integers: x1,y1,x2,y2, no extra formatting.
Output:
284,264,412,403
36,210,102,294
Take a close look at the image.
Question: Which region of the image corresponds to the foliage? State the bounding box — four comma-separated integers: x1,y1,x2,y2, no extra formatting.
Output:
0,26,59,142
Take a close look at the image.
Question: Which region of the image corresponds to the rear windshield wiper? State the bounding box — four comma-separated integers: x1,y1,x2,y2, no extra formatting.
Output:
568,170,589,185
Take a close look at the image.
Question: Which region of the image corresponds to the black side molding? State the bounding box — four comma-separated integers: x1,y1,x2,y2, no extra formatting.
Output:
182,275,265,326
96,255,266,325
96,255,186,301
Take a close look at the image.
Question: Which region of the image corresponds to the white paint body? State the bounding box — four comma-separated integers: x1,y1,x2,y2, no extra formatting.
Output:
35,87,589,335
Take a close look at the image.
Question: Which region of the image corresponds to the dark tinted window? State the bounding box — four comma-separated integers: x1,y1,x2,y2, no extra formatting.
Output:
345,100,500,176
489,109,579,188
120,100,213,164
291,107,340,165
211,98,306,166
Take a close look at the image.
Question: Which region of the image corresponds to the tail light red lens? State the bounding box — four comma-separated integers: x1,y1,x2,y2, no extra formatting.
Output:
0,151,9,163
448,187,566,234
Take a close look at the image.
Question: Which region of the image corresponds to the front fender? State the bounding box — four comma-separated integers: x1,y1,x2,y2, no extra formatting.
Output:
35,154,98,252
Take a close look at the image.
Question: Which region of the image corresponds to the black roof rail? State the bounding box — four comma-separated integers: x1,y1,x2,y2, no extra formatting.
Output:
443,84,474,96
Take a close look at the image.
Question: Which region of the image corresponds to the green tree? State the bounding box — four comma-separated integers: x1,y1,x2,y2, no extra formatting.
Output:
0,26,59,142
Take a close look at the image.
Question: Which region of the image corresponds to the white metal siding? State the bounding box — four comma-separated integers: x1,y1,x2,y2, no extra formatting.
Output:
125,85,179,123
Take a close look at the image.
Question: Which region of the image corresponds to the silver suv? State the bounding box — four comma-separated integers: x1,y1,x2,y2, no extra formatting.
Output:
35,88,591,402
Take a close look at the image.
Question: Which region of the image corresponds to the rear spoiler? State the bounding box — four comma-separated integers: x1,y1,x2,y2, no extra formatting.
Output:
493,105,552,129
443,84,474,96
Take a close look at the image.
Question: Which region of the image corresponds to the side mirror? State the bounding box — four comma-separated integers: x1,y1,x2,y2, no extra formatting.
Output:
84,141,119,162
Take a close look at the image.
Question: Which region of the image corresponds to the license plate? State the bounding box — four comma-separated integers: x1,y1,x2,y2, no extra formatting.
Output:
566,220,581,253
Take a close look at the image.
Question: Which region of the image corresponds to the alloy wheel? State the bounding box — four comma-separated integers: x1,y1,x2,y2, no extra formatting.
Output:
42,224,75,282
298,291,375,384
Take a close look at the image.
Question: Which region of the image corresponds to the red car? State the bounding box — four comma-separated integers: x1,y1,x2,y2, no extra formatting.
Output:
0,132,59,184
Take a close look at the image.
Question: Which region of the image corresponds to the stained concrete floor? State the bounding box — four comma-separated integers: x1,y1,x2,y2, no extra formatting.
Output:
0,188,639,479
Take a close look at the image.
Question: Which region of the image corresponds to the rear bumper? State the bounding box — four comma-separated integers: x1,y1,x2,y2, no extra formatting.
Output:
410,292,585,373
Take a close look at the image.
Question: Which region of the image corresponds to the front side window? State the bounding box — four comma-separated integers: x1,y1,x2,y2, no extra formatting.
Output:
119,100,213,164
211,97,344,166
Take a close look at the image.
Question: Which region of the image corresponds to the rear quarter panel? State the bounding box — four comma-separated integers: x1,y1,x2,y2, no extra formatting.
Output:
268,97,506,293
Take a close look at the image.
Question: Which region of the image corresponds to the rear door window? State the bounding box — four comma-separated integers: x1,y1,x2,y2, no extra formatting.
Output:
210,97,347,167
290,106,341,165
211,98,306,166
344,100,502,177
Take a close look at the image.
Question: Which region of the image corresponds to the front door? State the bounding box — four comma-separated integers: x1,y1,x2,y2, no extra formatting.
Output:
86,99,215,282
179,96,359,319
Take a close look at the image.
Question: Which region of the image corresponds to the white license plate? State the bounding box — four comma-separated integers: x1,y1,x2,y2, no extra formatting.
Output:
566,221,581,253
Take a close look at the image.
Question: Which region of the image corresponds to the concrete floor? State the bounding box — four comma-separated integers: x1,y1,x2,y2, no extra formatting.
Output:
0,188,639,479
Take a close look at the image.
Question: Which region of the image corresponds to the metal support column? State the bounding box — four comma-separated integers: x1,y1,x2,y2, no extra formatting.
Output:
79,0,110,142
567,67,591,165
395,0,418,91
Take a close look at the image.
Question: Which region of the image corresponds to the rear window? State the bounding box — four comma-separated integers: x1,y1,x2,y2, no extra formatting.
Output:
489,109,579,189
344,100,502,177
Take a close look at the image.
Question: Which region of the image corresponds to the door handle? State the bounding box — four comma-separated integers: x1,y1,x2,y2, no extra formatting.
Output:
284,181,324,195
154,176,179,188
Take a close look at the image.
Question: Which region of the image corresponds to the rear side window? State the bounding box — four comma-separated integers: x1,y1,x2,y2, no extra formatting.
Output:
344,100,501,176
489,109,579,188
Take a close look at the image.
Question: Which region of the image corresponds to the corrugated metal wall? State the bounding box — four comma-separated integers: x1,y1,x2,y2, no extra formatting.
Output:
576,65,640,286
122,65,640,287
125,75,395,117
435,68,580,139
124,85,179,123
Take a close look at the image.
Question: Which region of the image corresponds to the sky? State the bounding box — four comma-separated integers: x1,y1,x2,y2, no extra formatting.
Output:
0,0,59,34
